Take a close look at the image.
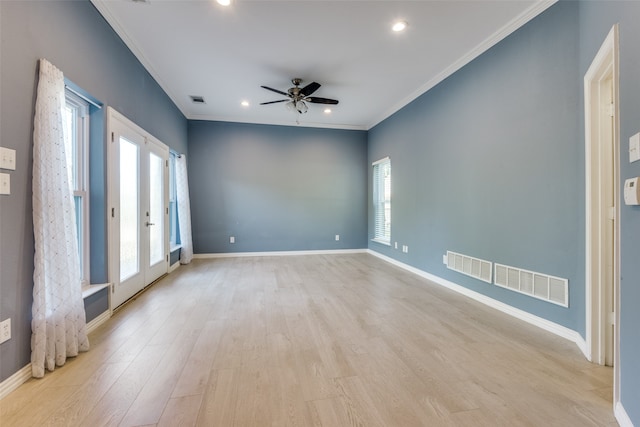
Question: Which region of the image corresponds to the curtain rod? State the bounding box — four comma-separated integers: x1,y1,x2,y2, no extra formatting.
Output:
65,85,103,109
169,149,184,158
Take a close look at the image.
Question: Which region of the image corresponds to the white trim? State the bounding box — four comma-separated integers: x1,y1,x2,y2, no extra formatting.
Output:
169,261,181,273
107,107,171,309
614,401,634,427
194,249,367,259
367,249,587,352
186,115,367,131
366,1,557,129
90,0,555,132
372,156,390,166
370,238,391,246
0,365,31,400
0,309,112,401
86,310,111,334
584,25,621,410
81,283,111,299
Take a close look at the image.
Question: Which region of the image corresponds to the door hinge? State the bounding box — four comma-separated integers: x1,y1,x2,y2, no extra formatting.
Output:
166,254,169,262
606,103,615,117
608,206,616,220
166,207,169,215
111,132,114,142
111,207,115,218
166,160,169,167
608,311,615,326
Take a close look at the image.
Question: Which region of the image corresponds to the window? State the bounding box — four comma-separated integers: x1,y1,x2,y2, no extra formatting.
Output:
169,151,180,249
372,157,391,244
63,89,90,285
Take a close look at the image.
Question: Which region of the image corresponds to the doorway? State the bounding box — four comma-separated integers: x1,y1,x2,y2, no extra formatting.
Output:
584,23,619,401
107,107,169,308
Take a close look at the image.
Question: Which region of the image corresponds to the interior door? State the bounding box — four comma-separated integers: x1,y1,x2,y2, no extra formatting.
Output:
109,108,169,308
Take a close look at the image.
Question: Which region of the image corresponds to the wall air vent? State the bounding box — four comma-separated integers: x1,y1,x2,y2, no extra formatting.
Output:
494,263,568,307
446,251,492,283
190,95,206,104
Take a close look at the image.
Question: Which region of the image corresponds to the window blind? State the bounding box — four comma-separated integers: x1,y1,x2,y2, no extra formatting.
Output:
373,157,391,243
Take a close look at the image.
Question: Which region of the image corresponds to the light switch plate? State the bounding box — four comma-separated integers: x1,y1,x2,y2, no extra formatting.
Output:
629,133,640,163
0,147,16,170
0,173,10,195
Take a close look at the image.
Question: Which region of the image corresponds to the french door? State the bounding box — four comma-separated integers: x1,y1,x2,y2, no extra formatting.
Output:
108,107,169,308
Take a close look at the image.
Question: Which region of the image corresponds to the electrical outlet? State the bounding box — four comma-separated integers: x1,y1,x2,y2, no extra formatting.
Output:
0,318,11,344
229,236,235,244
0,173,9,195
335,234,340,241
394,242,398,249
402,245,409,253
443,254,448,264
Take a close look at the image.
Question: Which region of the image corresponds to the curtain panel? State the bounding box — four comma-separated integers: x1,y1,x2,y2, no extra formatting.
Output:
31,59,89,378
176,154,194,264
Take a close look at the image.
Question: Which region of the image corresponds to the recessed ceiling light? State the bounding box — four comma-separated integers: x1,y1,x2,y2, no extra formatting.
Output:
324,108,332,114
241,100,250,107
392,21,408,32
217,0,231,6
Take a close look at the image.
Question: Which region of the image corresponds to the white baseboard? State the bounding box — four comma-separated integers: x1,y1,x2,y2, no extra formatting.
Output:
194,248,367,259
367,249,586,350
615,401,634,427
0,364,31,400
86,310,111,334
0,310,111,401
169,261,181,273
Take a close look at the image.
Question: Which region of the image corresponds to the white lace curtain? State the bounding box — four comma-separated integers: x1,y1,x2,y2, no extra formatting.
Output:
176,154,194,264
31,59,89,378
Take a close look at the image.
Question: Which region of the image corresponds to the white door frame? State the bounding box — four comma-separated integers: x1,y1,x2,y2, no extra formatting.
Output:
584,23,620,403
107,107,169,309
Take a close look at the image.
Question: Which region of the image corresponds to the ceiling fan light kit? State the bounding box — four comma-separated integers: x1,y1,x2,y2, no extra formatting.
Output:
261,78,339,115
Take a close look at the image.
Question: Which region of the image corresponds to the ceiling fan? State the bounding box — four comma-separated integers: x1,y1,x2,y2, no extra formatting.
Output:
260,78,339,114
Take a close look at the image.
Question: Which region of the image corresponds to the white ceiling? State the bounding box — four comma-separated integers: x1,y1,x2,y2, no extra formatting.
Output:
91,0,555,130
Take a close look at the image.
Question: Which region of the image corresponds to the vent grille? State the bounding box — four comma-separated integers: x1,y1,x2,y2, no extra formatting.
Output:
190,95,206,104
446,251,492,283
494,263,568,307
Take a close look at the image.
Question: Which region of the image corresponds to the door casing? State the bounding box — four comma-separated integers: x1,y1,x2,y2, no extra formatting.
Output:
584,23,620,405
107,107,169,309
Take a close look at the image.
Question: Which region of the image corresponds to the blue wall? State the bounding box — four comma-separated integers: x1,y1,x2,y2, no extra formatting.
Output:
368,2,582,332
1,1,639,423
0,0,187,382
578,2,640,422
188,121,368,253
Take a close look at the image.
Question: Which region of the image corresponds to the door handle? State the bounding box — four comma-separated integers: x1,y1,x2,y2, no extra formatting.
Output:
146,222,155,227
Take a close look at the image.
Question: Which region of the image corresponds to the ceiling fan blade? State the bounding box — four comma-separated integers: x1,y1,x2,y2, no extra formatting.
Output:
261,86,289,96
305,97,339,105
260,99,289,105
300,82,321,96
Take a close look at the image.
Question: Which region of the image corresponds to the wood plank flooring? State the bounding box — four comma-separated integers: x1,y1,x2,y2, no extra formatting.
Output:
0,254,617,426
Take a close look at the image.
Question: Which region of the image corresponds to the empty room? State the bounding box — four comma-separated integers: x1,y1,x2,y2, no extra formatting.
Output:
0,1,639,426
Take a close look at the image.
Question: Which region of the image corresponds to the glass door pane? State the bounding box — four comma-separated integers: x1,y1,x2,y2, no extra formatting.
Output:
148,152,164,266
119,137,139,281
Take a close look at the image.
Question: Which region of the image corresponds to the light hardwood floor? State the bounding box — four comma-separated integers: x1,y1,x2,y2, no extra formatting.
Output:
0,254,617,426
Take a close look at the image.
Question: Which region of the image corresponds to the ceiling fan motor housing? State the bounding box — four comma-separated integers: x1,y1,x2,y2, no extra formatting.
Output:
260,78,338,114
